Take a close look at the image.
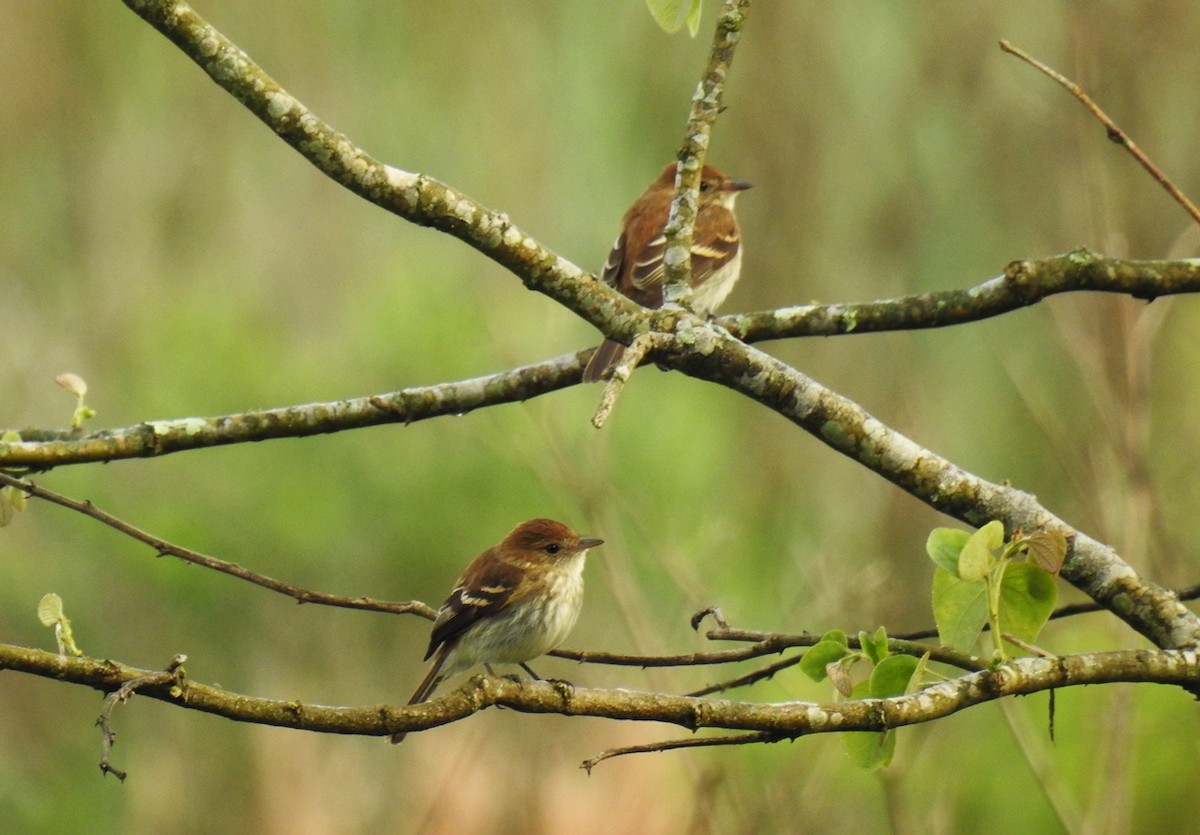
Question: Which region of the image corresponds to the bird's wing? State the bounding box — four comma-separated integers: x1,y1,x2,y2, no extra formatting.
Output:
424,556,523,660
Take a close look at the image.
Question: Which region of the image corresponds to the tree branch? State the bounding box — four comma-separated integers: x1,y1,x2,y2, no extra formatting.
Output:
661,0,752,301
0,1,1157,664
729,251,1200,343
3,641,1196,742
0,472,434,619
999,40,1200,227
118,0,637,335
652,322,1200,651
4,252,1196,470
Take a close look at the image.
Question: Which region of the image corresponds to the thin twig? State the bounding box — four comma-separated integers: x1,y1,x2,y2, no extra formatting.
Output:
582,730,782,773
0,472,435,620
97,654,187,780
701,623,988,673
686,654,804,697
1000,39,1200,227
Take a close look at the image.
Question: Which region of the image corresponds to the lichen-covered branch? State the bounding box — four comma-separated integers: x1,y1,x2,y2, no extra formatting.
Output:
728,251,1200,343
118,0,636,334
653,322,1200,650
0,351,586,468
6,251,1196,470
661,0,752,300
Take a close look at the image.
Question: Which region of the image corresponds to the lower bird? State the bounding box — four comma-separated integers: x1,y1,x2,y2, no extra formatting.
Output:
391,518,603,744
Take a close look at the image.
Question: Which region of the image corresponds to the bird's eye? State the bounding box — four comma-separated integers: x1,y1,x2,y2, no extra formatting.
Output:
543,543,561,555
699,181,711,192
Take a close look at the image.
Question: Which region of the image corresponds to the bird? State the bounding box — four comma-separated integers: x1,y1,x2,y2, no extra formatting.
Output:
581,161,751,383
391,518,603,743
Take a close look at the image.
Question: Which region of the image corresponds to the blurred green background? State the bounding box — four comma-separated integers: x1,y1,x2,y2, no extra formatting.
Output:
4,2,1200,833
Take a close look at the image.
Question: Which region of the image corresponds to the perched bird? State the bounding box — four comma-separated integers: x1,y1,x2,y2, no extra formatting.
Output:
391,518,603,743
582,161,751,383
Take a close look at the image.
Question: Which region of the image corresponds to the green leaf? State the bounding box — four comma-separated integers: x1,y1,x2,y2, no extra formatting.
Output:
842,680,896,770
821,629,849,647
644,0,702,34
926,527,970,574
1,484,29,526
871,626,890,661
800,638,851,682
958,521,1003,582
859,630,879,665
932,566,988,650
684,0,702,35
843,726,895,771
997,562,1058,647
858,626,890,665
869,654,919,699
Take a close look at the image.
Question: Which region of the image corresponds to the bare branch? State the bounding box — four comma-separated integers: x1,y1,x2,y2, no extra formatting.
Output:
4,253,1199,470
730,251,1200,344
96,654,187,781
1000,40,1200,227
582,731,779,773
652,325,1200,650
3,641,1196,741
0,472,434,619
0,352,586,468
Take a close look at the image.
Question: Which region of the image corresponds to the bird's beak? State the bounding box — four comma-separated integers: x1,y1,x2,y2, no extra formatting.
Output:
578,537,604,550
725,178,753,192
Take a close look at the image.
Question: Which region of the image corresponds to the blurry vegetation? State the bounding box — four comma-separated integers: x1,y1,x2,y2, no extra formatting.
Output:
3,2,1200,833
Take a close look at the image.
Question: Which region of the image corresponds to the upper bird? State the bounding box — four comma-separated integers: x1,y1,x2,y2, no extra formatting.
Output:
582,161,751,383
391,518,603,744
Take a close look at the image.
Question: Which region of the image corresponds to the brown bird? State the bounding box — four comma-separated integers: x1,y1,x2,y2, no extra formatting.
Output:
582,161,751,383
391,518,603,743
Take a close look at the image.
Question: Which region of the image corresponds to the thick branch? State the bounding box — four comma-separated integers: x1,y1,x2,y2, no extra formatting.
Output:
119,0,637,333
4,252,1196,470
657,323,1200,650
729,251,1200,343
0,352,586,468
3,641,1196,740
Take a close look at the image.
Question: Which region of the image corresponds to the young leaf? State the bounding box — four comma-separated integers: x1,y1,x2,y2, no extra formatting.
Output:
859,630,882,665
644,0,702,35
958,521,1003,582
926,527,970,574
37,593,64,626
870,626,890,662
800,638,851,683
932,566,988,651
827,657,856,697
821,629,849,648
1024,530,1068,575
997,562,1058,647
